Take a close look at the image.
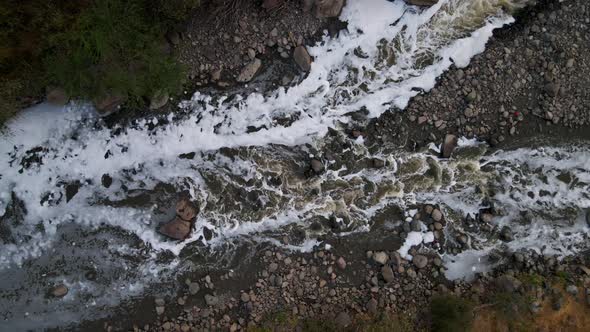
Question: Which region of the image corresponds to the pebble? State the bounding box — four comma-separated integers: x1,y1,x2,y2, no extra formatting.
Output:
336,257,347,270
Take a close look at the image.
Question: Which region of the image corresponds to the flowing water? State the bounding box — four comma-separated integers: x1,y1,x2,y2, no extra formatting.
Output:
1,0,589,330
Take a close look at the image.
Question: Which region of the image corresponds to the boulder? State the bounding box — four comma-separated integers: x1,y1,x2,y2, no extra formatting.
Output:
381,265,395,283
237,58,262,83
159,217,192,240
495,275,522,293
262,0,284,10
405,0,438,7
372,251,389,265
165,30,181,45
310,159,324,174
293,46,312,72
499,226,514,242
366,298,378,314
442,134,458,158
149,91,169,110
94,93,126,115
204,294,219,306
432,208,443,222
176,197,199,221
412,254,428,269
51,284,68,298
315,0,345,18
335,311,352,328
46,87,69,106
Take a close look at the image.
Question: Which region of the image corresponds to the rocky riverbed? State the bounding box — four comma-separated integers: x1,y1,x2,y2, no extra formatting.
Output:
71,1,590,331
2,1,590,331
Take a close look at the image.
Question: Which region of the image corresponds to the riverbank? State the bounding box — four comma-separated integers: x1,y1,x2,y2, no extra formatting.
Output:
69,1,590,331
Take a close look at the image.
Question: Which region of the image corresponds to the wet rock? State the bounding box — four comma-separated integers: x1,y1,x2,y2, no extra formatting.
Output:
442,134,458,158
204,294,219,306
315,0,345,18
237,58,262,83
335,311,352,328
293,46,312,72
65,182,80,203
372,251,389,265
156,306,165,315
495,275,522,293
203,227,213,241
432,209,443,222
51,284,68,298
381,265,395,283
149,91,169,110
46,87,69,106
336,257,347,270
179,152,196,160
158,217,192,240
410,220,421,232
412,255,428,269
310,159,324,174
176,197,198,221
405,0,439,6
94,93,126,115
500,226,514,242
101,174,113,188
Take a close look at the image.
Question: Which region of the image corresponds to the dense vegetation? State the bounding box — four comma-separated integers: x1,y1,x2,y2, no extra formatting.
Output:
0,0,201,124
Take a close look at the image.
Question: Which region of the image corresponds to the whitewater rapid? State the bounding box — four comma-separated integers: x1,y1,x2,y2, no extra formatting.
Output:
1,0,588,330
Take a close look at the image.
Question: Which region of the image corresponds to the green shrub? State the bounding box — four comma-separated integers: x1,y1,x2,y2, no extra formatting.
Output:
45,0,185,103
430,294,474,332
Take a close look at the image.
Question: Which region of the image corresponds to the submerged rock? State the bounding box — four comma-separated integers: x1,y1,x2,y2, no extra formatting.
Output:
51,284,68,298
